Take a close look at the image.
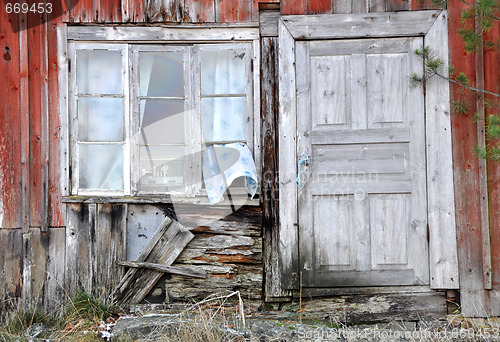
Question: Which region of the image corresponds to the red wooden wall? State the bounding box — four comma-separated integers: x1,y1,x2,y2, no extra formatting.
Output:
0,0,499,316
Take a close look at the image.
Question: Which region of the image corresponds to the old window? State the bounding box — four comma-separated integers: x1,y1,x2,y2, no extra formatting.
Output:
68,39,256,198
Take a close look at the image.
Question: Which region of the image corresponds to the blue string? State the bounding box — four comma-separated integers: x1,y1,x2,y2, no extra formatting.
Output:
296,154,310,188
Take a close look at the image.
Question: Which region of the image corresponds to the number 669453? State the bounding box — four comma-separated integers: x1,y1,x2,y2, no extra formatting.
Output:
6,2,53,14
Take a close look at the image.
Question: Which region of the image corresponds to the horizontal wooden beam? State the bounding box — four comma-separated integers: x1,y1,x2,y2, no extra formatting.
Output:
116,260,208,279
281,10,440,40
68,25,259,42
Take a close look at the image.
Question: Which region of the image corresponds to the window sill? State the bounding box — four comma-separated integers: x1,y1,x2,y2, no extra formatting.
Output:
62,194,260,206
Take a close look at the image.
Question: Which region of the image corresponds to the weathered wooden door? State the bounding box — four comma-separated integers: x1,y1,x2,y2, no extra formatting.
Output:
296,37,429,287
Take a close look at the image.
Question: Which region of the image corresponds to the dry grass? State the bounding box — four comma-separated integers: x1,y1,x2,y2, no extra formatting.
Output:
2,291,500,341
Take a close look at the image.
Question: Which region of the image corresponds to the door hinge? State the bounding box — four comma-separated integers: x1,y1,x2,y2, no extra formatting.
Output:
67,58,71,73
427,223,430,242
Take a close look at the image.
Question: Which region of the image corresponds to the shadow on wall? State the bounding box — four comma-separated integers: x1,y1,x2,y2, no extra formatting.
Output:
3,0,78,32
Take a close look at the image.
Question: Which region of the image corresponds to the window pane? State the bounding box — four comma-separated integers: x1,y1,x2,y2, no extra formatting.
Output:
138,145,185,192
201,97,246,142
140,52,184,97
139,99,185,144
77,50,122,94
79,144,124,190
78,97,123,142
201,49,246,95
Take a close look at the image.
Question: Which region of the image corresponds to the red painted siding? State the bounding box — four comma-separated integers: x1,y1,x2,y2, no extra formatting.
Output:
484,24,500,287
219,0,252,22
48,0,66,227
0,6,23,228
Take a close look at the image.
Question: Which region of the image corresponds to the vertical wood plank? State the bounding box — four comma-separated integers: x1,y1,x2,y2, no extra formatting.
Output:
425,11,459,289
146,0,182,22
65,203,96,295
369,0,385,12
183,0,216,22
48,0,66,227
0,7,22,228
484,16,500,290
41,9,50,232
350,53,367,129
385,0,408,11
0,230,23,320
281,0,307,16
27,6,44,229
309,0,332,14
333,0,351,14
475,31,492,290
68,0,94,23
406,36,429,286
449,1,489,315
124,0,145,22
30,228,66,314
218,0,252,22
93,204,127,302
20,9,30,233
296,40,314,285
411,0,438,10
56,26,70,199
261,37,282,299
351,0,368,13
99,0,123,22
121,0,130,22
278,19,299,292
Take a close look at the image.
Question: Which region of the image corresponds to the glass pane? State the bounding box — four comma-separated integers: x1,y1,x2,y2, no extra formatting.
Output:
201,49,246,95
77,50,122,94
79,144,124,190
138,145,185,192
78,97,123,142
201,97,246,142
139,99,185,144
140,52,184,97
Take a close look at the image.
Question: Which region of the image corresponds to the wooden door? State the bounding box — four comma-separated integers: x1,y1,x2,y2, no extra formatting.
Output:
296,37,429,287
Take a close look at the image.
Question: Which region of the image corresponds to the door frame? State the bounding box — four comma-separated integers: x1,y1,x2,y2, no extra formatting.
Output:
274,10,458,297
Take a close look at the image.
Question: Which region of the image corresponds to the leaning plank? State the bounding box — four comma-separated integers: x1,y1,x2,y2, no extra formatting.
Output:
112,216,194,306
116,260,207,279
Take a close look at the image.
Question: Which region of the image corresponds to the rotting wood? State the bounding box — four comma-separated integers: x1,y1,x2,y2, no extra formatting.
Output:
93,204,127,300
65,203,96,296
116,260,208,279
261,37,283,300
112,216,194,306
289,292,447,324
30,228,66,314
165,264,262,300
0,229,23,320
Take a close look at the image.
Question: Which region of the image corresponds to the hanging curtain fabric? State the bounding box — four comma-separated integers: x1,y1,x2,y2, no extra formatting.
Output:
202,143,258,204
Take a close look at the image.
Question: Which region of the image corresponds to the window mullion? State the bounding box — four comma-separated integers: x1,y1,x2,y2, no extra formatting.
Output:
123,44,131,196
129,45,140,196
190,45,202,197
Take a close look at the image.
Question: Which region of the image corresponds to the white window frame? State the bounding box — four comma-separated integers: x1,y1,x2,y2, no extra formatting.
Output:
68,42,131,196
60,25,261,200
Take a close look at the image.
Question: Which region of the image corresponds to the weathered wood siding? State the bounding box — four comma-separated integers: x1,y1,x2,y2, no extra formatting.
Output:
448,1,500,316
0,0,498,318
165,205,262,301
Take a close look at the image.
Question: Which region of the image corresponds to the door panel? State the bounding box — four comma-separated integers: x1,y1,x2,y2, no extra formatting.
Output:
297,37,428,287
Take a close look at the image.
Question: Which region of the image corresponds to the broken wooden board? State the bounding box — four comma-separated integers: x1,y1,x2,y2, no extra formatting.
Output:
116,260,207,279
112,216,194,306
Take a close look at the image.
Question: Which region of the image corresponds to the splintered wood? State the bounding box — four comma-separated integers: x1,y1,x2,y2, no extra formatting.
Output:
112,216,194,306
